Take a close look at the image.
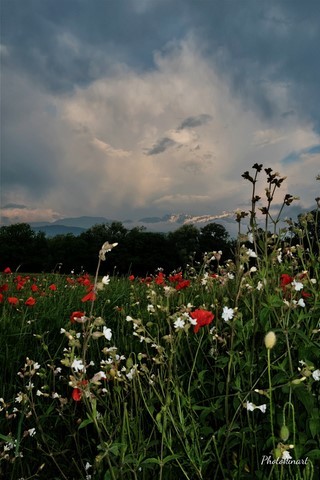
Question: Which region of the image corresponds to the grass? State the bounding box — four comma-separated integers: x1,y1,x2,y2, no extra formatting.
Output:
1,166,319,480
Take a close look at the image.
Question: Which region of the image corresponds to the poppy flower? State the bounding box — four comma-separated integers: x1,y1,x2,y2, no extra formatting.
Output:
71,379,88,401
175,279,190,290
190,309,214,334
155,272,166,285
49,284,57,291
72,388,82,401
70,311,85,323
280,274,293,288
0,283,9,292
16,282,25,291
81,291,96,302
31,284,39,292
4,267,12,274
8,297,19,305
128,275,135,281
25,297,36,306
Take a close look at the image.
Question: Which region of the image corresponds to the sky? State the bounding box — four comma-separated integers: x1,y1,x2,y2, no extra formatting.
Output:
1,0,320,228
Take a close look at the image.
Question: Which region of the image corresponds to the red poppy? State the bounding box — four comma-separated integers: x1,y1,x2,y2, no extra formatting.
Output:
4,267,12,274
31,284,39,292
301,291,312,298
140,276,152,284
169,272,183,283
175,279,190,290
190,309,214,334
25,297,36,306
128,275,135,281
280,274,293,288
70,311,85,323
71,380,88,401
155,272,166,285
8,297,19,305
81,291,96,302
0,283,9,292
72,388,82,401
49,284,57,291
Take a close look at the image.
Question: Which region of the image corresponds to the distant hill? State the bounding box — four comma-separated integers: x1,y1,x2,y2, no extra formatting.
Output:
33,225,86,237
29,212,237,237
50,216,114,228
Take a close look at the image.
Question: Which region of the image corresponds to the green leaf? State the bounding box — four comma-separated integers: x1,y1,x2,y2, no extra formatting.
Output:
78,417,93,430
141,457,161,465
305,449,320,460
162,454,181,464
309,409,320,438
293,385,315,412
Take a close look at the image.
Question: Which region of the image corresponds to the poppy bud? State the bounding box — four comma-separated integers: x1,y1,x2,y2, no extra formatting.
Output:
280,425,290,441
264,331,276,349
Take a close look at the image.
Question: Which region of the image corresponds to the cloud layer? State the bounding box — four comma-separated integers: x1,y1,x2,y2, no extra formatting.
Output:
1,1,320,226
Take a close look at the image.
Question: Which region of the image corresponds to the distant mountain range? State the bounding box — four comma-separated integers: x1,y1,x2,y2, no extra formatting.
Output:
29,213,236,237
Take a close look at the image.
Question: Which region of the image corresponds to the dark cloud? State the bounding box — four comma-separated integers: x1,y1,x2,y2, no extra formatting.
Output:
2,0,320,130
2,203,27,209
145,137,176,156
1,0,188,92
178,114,212,130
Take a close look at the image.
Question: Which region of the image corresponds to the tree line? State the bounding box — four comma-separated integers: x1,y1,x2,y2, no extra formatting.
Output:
0,221,234,276
1,210,318,276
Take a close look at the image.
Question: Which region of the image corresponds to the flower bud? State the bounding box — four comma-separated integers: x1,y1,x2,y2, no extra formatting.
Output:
264,331,276,349
280,425,290,441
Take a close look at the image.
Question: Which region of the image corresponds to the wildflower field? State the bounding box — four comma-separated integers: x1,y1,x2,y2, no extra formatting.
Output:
1,166,319,480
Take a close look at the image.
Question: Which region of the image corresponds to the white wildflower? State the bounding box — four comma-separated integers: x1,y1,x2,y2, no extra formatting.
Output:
15,393,23,403
246,402,267,413
247,248,257,258
282,450,292,460
256,404,267,413
257,281,263,291
174,318,185,330
246,402,255,411
222,306,234,322
71,358,85,372
292,280,303,291
28,428,36,437
103,327,112,341
297,298,305,307
102,275,110,285
126,366,138,381
312,369,320,381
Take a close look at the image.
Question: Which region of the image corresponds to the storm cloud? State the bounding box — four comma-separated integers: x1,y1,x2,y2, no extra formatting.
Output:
1,0,320,226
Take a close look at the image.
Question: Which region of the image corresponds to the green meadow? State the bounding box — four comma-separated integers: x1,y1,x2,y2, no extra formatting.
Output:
1,166,319,480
